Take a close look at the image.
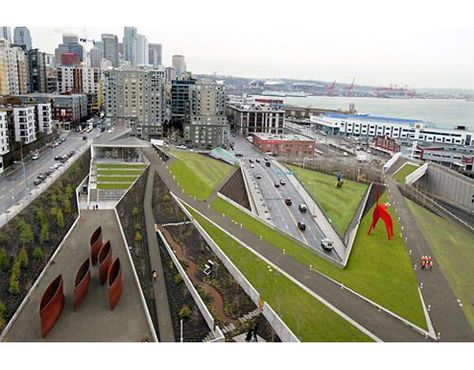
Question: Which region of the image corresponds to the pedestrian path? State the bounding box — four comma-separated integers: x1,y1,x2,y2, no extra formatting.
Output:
386,177,474,341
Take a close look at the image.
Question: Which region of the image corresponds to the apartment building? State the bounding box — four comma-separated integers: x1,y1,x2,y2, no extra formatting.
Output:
0,111,9,174
104,66,166,139
184,79,229,148
0,39,29,94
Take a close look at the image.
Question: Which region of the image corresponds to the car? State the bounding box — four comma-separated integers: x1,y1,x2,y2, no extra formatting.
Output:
37,173,47,181
49,165,56,171
32,153,40,160
343,152,349,157
279,178,286,185
265,161,271,167
274,182,280,188
235,153,243,157
255,158,260,163
285,198,292,206
264,157,269,161
299,204,308,213
54,155,62,161
297,222,306,231
250,164,255,169
33,178,42,186
60,137,66,143
321,238,334,251
82,135,87,140
256,174,262,180
249,159,254,163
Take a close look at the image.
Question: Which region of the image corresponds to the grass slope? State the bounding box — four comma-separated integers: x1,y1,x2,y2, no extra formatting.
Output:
169,149,233,200
211,194,427,329
97,169,144,176
405,198,474,329
393,163,419,183
285,164,368,235
187,207,372,342
97,163,147,169
97,176,139,183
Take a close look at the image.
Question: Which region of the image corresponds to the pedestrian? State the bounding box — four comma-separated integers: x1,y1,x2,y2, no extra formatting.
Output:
428,257,433,271
245,328,252,342
253,323,259,342
152,269,158,281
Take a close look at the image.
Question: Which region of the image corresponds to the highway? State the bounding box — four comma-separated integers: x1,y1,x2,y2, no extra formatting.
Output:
0,123,102,215
232,135,342,263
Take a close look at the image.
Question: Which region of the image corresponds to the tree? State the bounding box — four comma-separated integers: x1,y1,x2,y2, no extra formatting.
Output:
17,218,34,246
0,248,9,272
50,207,58,217
18,248,29,268
57,208,64,229
33,246,44,262
179,305,192,320
62,196,72,215
9,260,21,295
134,230,143,243
0,299,5,328
132,207,139,218
174,273,183,284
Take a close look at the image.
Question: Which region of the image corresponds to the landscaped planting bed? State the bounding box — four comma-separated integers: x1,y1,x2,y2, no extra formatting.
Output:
0,151,91,332
152,173,188,225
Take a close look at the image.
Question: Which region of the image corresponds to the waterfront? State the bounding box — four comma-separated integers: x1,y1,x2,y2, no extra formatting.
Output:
257,95,474,130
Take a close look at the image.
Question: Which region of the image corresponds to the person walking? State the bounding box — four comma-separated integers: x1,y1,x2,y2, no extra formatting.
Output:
152,269,158,281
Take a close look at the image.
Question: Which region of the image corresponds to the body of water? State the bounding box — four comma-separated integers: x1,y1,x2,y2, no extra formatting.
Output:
257,95,474,130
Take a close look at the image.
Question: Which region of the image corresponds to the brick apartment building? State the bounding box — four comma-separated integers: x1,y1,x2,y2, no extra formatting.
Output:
252,133,316,158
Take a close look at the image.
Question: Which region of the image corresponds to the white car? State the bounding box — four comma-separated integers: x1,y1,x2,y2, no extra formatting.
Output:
32,153,40,160
250,164,255,169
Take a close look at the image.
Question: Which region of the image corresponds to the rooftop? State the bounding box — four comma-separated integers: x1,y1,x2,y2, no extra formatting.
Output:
325,112,424,125
253,132,314,142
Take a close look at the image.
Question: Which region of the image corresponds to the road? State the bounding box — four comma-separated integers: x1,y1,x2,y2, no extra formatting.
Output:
232,135,342,263
0,124,102,215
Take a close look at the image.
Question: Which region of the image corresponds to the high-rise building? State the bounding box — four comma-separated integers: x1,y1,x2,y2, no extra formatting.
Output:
123,27,137,66
54,34,83,64
104,66,166,139
0,109,10,174
0,27,12,44
28,49,47,93
0,39,29,94
171,74,196,130
184,79,228,148
165,66,176,83
44,53,54,66
172,55,186,77
149,43,162,66
46,67,58,93
13,27,32,50
136,34,149,66
101,34,119,67
90,45,103,69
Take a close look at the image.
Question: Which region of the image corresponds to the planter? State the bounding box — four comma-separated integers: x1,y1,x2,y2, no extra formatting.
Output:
98,241,112,285
39,275,65,337
73,258,91,311
107,258,122,310
90,226,103,265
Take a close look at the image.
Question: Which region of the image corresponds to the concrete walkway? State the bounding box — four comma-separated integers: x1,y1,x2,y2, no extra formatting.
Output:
386,177,474,341
143,147,434,342
2,210,154,342
144,169,176,342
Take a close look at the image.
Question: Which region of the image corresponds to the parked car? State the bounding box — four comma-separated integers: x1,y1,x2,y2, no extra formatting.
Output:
279,178,286,185
255,158,260,163
265,161,271,167
297,222,306,231
82,184,88,194
250,164,255,169
33,178,42,186
256,174,262,180
37,173,47,181
82,135,87,140
249,159,254,163
32,153,40,160
285,198,292,206
298,204,308,213
274,182,280,188
321,238,334,251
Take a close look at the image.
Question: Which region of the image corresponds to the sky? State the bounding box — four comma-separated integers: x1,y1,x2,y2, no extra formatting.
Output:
5,0,474,90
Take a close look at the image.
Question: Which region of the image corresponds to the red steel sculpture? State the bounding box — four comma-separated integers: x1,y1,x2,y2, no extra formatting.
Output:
73,258,91,311
90,226,103,265
39,275,65,337
108,258,123,310
98,241,112,285
367,189,394,240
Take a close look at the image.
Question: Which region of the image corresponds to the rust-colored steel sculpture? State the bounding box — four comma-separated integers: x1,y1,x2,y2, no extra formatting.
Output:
39,275,65,338
90,226,103,265
73,258,91,311
98,241,112,285
108,258,123,310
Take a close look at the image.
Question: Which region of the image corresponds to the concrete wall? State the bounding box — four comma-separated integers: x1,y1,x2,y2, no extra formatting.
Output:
418,164,474,213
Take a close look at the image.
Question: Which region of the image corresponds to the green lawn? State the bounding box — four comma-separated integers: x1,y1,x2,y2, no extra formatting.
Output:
97,169,145,176
168,149,234,200
187,206,372,342
393,163,419,183
405,198,474,329
97,163,147,169
97,176,139,183
97,182,133,190
285,164,368,235
211,195,427,329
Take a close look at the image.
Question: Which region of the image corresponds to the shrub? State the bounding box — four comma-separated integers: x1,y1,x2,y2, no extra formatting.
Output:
0,248,9,272
179,305,192,319
9,260,21,295
174,273,183,284
0,299,5,328
134,230,143,243
50,207,57,217
62,197,72,215
17,218,34,245
134,223,141,231
18,248,29,269
57,208,64,229
132,207,139,218
40,224,50,243
33,246,45,262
